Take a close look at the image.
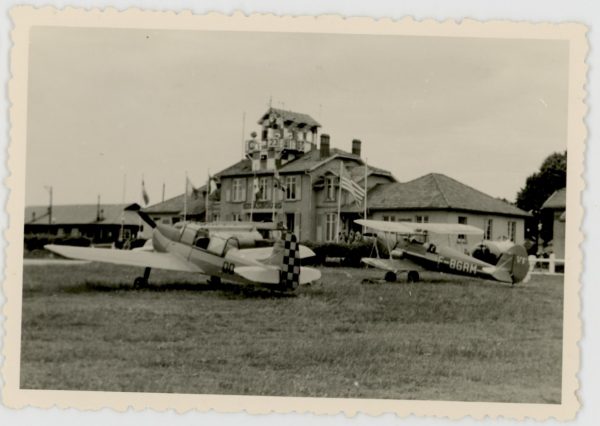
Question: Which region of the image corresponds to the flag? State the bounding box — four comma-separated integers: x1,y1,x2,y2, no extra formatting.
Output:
207,175,218,195
141,179,150,205
273,168,287,192
186,177,201,199
252,177,261,200
339,162,365,204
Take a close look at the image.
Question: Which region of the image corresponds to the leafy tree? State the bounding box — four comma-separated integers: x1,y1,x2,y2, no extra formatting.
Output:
516,151,567,242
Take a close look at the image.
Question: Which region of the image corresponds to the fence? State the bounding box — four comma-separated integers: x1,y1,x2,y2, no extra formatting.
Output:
528,254,565,275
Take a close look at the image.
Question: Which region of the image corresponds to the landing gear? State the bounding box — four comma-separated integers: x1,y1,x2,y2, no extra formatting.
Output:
207,276,222,286
407,271,420,283
133,267,152,289
384,271,397,282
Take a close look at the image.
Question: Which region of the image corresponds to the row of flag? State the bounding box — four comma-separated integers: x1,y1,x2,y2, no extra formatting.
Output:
140,162,367,210
140,174,218,207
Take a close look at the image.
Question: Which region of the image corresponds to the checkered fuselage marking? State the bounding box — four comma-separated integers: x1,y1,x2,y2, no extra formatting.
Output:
281,233,300,288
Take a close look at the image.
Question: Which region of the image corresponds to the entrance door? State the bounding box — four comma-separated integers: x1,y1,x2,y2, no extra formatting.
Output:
286,213,295,233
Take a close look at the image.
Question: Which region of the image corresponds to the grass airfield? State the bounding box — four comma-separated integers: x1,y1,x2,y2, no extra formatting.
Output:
20,263,563,403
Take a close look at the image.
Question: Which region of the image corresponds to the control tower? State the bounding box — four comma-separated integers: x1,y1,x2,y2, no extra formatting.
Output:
245,108,321,172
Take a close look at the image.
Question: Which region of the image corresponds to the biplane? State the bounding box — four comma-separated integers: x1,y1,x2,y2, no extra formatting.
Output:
45,207,321,291
356,219,531,285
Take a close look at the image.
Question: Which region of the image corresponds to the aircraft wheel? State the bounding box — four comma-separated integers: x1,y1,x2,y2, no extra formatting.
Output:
407,271,420,283
208,276,222,286
133,277,148,289
384,271,397,282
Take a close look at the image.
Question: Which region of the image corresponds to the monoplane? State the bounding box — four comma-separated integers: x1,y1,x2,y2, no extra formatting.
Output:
356,219,531,285
46,207,321,291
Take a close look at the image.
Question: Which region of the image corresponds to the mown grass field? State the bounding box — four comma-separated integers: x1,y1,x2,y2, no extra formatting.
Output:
20,263,563,403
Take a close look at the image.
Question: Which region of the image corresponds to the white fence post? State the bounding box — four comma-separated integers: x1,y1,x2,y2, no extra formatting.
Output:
549,253,556,274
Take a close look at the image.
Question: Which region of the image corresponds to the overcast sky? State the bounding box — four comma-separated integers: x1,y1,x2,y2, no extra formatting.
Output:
25,26,569,206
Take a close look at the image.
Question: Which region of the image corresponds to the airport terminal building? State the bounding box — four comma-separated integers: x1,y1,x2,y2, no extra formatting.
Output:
143,107,530,244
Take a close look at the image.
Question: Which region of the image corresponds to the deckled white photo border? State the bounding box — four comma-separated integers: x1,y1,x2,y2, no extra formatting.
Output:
2,6,587,420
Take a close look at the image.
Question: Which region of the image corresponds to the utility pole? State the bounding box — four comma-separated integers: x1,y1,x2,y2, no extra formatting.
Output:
44,185,53,224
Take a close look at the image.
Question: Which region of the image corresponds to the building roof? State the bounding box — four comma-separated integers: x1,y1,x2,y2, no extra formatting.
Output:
367,173,530,217
258,107,321,128
216,148,394,180
143,186,207,215
541,188,566,210
25,204,141,226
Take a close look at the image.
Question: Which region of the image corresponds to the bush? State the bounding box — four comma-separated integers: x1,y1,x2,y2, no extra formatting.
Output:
301,240,388,267
24,234,92,251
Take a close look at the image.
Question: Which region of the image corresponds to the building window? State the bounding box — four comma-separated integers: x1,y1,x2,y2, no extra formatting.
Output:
485,218,494,240
457,216,468,243
325,213,337,241
383,215,389,222
232,178,245,202
285,176,300,200
508,221,517,242
325,176,336,201
416,215,429,223
232,213,242,222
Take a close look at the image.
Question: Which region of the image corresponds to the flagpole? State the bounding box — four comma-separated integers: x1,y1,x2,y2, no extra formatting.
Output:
205,172,210,223
336,161,342,242
250,174,255,222
183,172,188,223
363,158,368,234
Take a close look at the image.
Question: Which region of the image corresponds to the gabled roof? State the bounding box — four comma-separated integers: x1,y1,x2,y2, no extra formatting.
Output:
367,173,530,217
541,188,566,210
143,185,207,215
258,107,321,128
25,204,141,226
216,148,395,180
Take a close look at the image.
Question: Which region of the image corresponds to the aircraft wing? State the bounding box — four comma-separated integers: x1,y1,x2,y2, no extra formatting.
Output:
356,219,484,236
45,244,203,273
361,257,426,272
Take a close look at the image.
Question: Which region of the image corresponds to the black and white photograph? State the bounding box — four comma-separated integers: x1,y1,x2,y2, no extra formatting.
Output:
2,6,587,421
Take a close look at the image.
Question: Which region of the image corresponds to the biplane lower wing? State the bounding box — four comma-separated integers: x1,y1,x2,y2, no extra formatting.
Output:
361,257,426,273
45,244,204,273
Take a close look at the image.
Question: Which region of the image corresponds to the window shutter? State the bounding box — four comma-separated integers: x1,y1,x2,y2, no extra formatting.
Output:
294,212,301,236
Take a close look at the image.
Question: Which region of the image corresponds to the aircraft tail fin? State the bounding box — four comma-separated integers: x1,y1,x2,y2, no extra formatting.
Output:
492,245,531,284
263,232,301,289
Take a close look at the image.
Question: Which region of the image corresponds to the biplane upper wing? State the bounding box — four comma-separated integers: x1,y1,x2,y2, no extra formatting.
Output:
45,244,204,273
356,219,484,236
361,257,426,273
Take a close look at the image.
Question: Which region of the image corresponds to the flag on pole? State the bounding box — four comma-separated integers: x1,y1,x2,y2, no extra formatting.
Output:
273,168,287,193
185,177,201,199
141,178,150,205
339,162,366,204
252,176,261,200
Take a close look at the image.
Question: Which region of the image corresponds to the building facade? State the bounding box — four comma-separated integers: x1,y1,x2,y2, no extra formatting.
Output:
541,188,566,258
366,174,530,249
143,108,530,245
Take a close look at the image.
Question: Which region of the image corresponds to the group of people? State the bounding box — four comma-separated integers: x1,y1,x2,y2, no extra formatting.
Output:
337,229,363,244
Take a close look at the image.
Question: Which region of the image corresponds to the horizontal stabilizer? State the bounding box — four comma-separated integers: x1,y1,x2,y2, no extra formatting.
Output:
234,266,321,285
45,244,202,273
236,245,316,262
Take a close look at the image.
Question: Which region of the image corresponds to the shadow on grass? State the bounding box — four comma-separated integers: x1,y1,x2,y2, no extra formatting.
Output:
63,280,297,299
